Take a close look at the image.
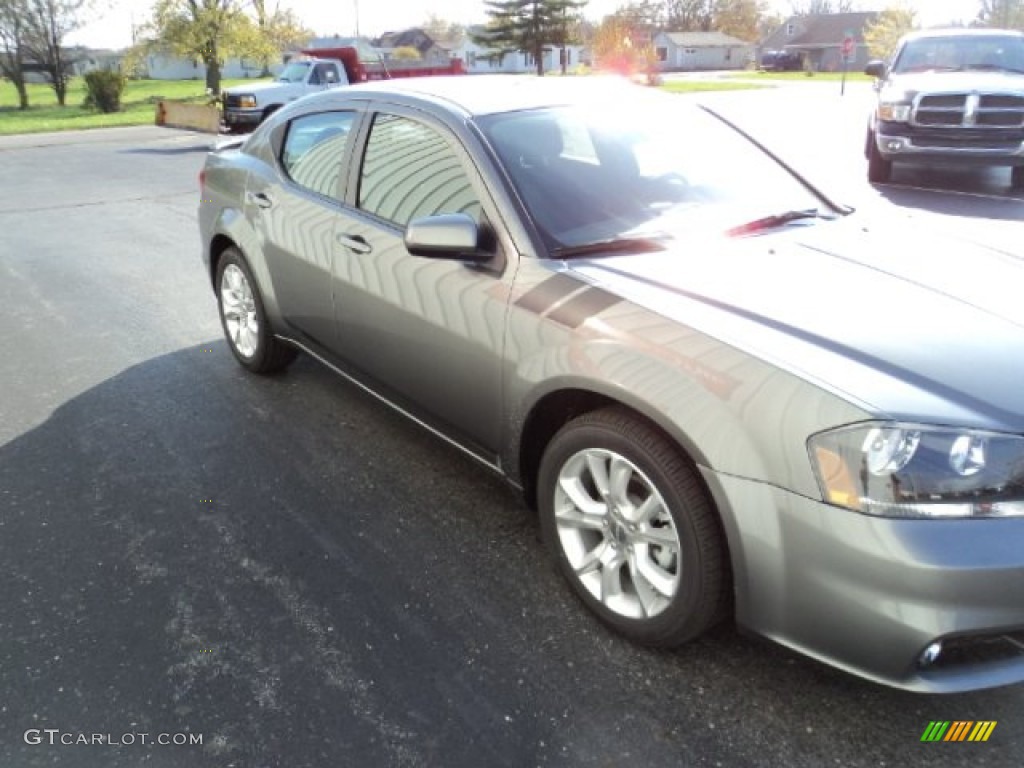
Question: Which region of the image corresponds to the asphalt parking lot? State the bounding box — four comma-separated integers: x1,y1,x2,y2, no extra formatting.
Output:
1,86,1022,767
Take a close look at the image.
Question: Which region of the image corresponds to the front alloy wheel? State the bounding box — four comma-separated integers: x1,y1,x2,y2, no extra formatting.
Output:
538,408,730,647
554,447,682,620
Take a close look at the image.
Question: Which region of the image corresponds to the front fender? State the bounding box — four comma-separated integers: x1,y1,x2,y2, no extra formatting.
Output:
503,305,869,501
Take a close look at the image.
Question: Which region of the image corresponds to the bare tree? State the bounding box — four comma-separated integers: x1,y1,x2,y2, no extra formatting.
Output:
789,0,859,14
421,12,465,42
714,0,762,41
664,0,714,31
975,0,1024,28
23,0,89,106
0,0,31,109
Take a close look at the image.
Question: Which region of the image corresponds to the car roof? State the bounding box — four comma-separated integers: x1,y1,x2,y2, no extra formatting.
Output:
307,74,654,118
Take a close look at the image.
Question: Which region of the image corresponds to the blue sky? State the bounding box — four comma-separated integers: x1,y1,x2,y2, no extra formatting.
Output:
69,1,984,50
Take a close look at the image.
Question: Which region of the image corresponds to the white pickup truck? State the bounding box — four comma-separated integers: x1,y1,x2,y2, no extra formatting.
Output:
221,58,349,130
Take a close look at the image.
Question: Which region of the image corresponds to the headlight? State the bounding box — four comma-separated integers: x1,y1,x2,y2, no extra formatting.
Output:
238,95,257,109
877,101,911,122
809,422,1024,518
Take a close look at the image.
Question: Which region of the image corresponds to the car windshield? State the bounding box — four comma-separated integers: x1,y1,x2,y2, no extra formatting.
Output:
892,35,1024,74
278,61,311,82
477,92,829,250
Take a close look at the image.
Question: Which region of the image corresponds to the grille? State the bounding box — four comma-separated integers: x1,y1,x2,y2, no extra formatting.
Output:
914,92,1024,129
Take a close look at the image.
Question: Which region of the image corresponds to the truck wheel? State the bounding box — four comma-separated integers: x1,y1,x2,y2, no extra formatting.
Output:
867,133,892,184
537,407,730,647
1011,166,1024,191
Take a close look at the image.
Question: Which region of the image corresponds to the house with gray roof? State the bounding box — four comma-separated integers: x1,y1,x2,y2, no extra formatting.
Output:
652,31,754,71
760,11,879,72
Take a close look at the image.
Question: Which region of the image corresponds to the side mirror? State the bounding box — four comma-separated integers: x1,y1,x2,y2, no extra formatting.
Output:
404,213,490,262
865,60,886,78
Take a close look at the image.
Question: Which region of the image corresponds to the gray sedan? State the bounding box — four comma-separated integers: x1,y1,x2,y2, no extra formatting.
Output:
198,75,1024,693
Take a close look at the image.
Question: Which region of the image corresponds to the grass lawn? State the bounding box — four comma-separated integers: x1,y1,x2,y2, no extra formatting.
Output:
0,77,268,135
0,74,775,135
722,69,874,83
660,80,773,94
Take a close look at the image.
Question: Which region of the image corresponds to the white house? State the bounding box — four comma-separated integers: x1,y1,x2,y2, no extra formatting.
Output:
142,54,284,80
652,31,754,71
445,26,587,74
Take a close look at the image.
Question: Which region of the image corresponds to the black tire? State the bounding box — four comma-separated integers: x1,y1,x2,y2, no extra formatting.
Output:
537,407,730,647
866,132,892,184
215,247,296,374
1011,166,1024,191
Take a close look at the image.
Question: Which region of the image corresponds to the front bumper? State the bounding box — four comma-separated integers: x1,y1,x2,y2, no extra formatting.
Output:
874,121,1024,167
705,470,1024,693
222,108,263,128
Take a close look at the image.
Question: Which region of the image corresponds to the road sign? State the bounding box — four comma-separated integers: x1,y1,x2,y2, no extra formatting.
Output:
841,36,854,57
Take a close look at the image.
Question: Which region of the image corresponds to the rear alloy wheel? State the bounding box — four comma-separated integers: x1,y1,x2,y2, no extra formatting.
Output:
1011,166,1024,191
866,132,892,184
538,408,729,647
216,247,296,373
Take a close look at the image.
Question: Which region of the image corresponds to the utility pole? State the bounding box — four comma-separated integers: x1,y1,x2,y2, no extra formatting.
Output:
354,0,360,37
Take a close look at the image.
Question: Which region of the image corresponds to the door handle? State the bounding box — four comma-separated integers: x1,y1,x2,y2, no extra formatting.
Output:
336,233,373,255
246,191,273,209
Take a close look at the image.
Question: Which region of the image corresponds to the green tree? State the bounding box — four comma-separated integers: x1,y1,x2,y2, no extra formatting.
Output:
0,0,31,108
473,0,585,76
140,0,272,94
251,0,310,75
863,4,915,60
391,45,421,60
975,0,1024,28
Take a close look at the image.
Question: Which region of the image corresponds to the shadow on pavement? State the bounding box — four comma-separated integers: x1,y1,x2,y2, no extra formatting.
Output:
877,165,1024,221
120,144,215,156
1,343,1020,767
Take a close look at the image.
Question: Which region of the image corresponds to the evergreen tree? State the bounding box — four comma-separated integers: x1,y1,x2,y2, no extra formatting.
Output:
473,0,585,76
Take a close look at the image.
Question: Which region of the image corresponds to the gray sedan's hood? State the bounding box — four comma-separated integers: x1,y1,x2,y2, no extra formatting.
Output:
568,216,1024,430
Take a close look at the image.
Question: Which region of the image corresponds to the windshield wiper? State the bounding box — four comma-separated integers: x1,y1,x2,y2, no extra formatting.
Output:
552,237,667,259
726,208,831,237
